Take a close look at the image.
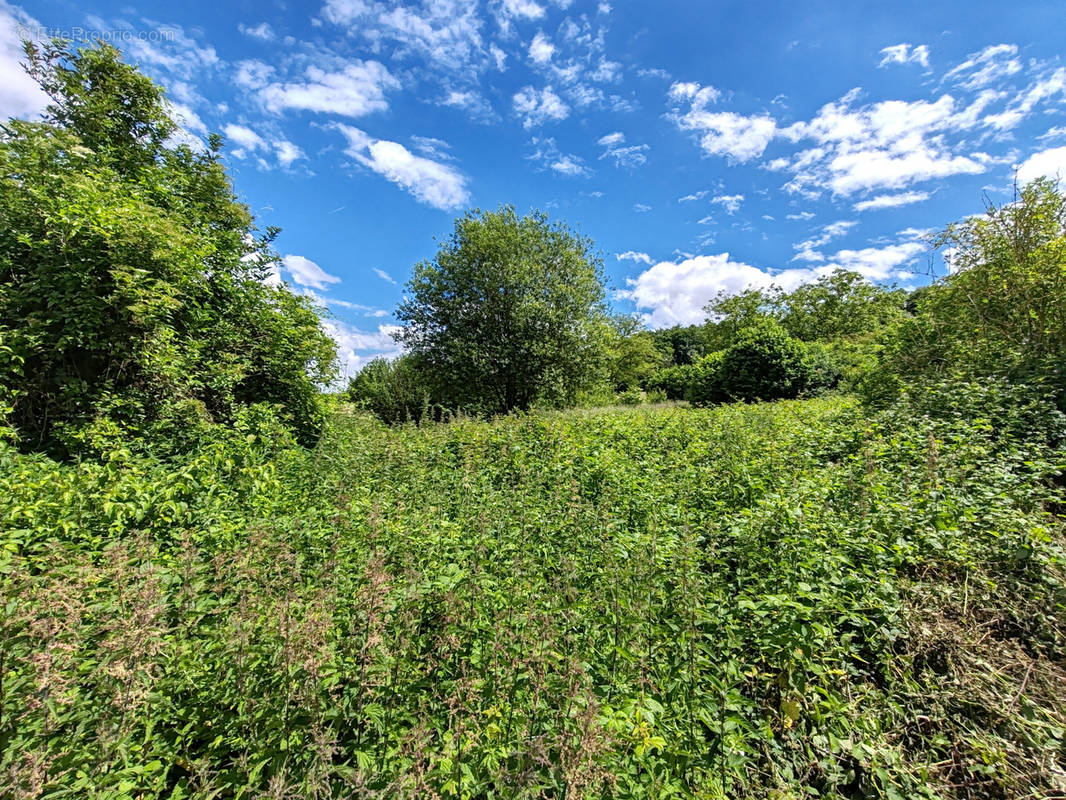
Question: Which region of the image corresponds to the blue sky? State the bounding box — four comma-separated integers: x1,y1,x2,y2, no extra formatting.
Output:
3,0,1065,377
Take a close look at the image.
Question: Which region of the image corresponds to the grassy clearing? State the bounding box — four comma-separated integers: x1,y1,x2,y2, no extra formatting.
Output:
2,397,1064,798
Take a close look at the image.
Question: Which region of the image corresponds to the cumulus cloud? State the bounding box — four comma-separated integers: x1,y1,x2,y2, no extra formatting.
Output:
282,255,342,290
668,83,775,163
333,124,471,210
878,43,929,68
710,194,744,214
239,22,276,41
623,254,829,328
222,123,305,168
513,85,569,127
529,31,554,64
258,61,399,117
1016,146,1066,184
625,234,923,328
780,91,989,196
321,319,403,379
224,123,267,156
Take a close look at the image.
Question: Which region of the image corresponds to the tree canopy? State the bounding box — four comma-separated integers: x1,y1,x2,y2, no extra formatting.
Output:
0,41,336,457
395,206,609,415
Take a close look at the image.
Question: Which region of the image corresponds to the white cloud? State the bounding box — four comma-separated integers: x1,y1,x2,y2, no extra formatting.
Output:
781,91,988,196
234,59,275,90
678,190,709,203
499,0,546,22
786,211,815,220
333,124,471,210
321,319,403,378
513,85,569,127
943,44,1021,91
239,22,276,41
282,255,342,290
853,190,930,211
527,137,590,176
529,31,554,64
324,0,486,73
259,61,399,117
0,4,49,120
623,254,829,328
616,251,652,264
710,194,744,214
224,123,267,155
829,241,924,280
633,203,651,213
792,220,857,261
489,43,507,70
669,83,776,162
1016,146,1066,184
275,140,306,167
550,154,589,176
983,67,1066,131
597,131,649,167
374,268,397,284
878,43,929,68
625,235,922,328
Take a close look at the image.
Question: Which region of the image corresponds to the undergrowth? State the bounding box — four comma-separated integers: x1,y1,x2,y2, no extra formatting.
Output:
1,392,1064,798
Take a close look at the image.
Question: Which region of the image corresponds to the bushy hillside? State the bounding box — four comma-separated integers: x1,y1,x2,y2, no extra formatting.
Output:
3,391,1063,798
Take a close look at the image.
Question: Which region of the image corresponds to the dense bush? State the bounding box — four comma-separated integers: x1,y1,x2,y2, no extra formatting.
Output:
644,363,697,400
0,42,335,457
875,179,1066,408
346,355,434,425
2,397,1063,798
689,322,813,405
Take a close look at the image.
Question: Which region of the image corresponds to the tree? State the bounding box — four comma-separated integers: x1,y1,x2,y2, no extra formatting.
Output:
0,41,336,456
779,269,906,342
395,206,609,414
878,179,1066,406
346,356,433,425
606,314,661,391
688,320,813,406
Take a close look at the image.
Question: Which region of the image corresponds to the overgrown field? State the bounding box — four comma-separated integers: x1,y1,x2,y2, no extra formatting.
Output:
2,393,1065,799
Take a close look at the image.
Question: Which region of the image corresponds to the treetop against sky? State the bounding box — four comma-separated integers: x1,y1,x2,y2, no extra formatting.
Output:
2,0,1065,377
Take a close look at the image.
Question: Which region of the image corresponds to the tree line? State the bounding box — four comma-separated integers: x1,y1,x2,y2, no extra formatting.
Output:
3,41,1065,455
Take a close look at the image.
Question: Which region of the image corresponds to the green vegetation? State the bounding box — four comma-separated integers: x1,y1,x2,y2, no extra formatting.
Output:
0,41,336,458
4,390,1064,798
3,42,1066,800
393,206,609,416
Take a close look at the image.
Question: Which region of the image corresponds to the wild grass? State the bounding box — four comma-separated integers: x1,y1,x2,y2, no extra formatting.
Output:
1,394,1063,798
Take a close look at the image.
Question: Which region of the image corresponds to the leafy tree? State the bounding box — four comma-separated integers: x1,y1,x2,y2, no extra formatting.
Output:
395,206,609,414
0,41,336,456
878,179,1066,406
689,320,812,406
649,324,710,366
606,314,661,391
346,355,434,425
779,269,907,342
703,287,782,350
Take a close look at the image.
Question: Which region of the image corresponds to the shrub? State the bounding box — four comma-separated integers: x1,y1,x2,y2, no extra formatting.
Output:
346,356,433,425
617,387,644,405
689,322,812,406
645,363,698,401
